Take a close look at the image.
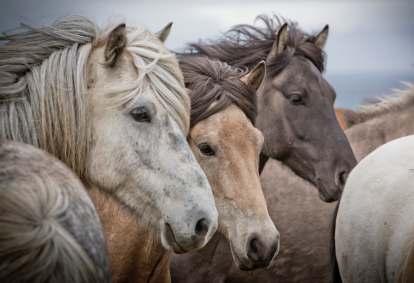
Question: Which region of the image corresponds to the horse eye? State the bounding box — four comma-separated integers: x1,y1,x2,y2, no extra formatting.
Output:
198,143,216,156
130,106,151,123
289,93,304,105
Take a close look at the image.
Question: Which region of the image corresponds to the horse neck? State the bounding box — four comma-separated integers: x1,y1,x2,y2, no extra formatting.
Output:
87,186,171,283
346,105,414,161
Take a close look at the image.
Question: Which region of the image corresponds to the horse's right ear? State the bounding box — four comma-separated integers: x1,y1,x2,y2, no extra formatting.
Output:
156,22,173,43
104,23,127,67
266,23,289,62
314,25,329,49
241,61,266,92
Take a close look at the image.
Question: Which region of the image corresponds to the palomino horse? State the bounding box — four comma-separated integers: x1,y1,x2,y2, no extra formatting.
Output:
0,17,218,282
0,141,110,283
168,15,355,283
171,56,279,280
335,135,414,283
189,15,356,202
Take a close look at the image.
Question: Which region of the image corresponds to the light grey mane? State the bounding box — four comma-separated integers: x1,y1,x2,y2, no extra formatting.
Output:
0,16,97,178
0,16,189,180
354,82,414,124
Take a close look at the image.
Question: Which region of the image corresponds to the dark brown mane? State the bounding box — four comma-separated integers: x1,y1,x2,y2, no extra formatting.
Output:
186,15,325,77
179,55,257,127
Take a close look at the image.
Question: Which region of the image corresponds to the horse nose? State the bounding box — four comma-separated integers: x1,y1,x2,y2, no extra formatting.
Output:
247,233,280,267
162,211,217,254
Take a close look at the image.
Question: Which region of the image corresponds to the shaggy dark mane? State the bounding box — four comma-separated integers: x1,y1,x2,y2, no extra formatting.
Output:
186,15,326,77
179,55,257,127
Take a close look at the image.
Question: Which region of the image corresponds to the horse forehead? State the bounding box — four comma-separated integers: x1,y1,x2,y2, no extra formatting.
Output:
272,58,333,98
194,105,259,145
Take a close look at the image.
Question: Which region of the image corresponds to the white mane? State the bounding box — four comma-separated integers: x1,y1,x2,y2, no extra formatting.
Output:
0,16,189,178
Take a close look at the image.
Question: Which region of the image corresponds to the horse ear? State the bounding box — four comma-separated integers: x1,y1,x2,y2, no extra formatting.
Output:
314,25,329,49
156,22,173,43
241,61,266,92
104,23,127,67
266,23,289,62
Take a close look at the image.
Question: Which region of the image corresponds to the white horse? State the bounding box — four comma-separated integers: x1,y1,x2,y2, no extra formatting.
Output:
335,135,414,283
0,16,218,279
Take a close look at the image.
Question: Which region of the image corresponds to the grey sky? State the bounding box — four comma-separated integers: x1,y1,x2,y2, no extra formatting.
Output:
1,0,413,74
1,0,413,107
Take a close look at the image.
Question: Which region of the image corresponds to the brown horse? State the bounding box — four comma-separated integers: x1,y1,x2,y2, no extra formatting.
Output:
188,15,356,202
0,141,110,283
172,55,280,275
170,82,414,283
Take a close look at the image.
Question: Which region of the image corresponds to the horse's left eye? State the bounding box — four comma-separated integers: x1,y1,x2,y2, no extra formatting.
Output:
289,93,305,105
198,143,216,156
130,106,151,123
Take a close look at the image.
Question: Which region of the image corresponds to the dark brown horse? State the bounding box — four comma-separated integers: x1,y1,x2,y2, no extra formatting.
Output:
214,84,414,283
187,15,356,202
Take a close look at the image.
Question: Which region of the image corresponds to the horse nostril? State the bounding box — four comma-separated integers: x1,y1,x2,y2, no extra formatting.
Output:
247,235,264,262
250,238,259,253
337,170,349,187
195,218,209,237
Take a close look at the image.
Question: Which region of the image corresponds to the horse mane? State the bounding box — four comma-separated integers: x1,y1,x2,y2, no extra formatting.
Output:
179,55,257,127
0,16,96,179
348,82,414,127
0,141,110,283
0,16,189,179
186,15,325,77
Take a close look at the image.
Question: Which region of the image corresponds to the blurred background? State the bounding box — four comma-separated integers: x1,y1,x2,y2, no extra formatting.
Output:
1,0,413,108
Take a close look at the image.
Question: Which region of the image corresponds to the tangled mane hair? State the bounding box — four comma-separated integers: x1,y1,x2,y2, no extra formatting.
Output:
0,16,189,179
179,55,257,127
186,15,326,78
346,82,414,127
0,141,110,283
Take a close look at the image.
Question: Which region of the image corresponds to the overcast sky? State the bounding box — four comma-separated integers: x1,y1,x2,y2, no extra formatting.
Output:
1,0,413,107
1,0,413,74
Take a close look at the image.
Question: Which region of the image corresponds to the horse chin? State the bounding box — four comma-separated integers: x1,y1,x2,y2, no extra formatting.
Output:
229,242,254,271
318,188,339,202
160,222,187,254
